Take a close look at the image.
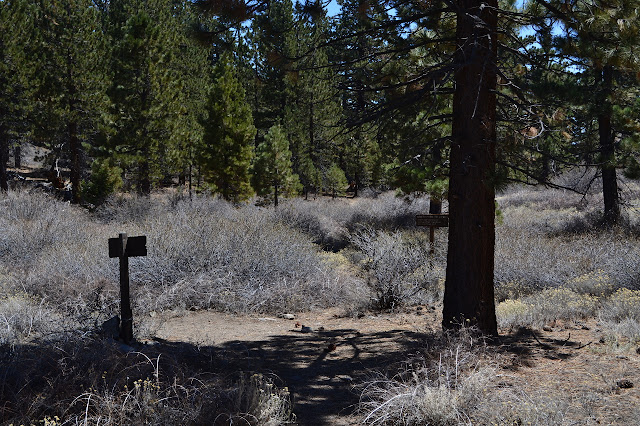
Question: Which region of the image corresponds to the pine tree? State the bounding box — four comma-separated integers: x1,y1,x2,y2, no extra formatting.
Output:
166,1,211,197
27,0,108,203
0,0,35,192
252,124,301,206
199,52,256,202
530,0,640,225
284,4,343,198
334,0,386,194
325,163,348,198
104,0,185,195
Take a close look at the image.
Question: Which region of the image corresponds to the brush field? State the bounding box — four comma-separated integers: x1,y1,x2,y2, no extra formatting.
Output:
3,181,640,425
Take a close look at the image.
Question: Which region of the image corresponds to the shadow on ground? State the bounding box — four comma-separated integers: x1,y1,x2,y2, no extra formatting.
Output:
1,324,590,425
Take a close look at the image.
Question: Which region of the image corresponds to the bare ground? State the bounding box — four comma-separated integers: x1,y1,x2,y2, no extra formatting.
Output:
150,309,640,425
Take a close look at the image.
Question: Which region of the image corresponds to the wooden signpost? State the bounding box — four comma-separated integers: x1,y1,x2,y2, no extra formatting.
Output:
109,233,147,344
416,214,449,254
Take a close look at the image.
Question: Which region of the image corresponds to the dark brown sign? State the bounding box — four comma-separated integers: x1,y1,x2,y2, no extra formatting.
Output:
109,233,147,344
416,214,449,228
109,235,147,258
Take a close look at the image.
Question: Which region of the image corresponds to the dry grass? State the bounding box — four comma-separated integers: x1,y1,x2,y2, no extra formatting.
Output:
358,328,570,425
5,180,640,424
0,335,294,425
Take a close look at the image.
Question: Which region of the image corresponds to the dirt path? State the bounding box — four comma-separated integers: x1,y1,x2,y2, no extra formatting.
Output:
152,310,640,425
154,307,440,424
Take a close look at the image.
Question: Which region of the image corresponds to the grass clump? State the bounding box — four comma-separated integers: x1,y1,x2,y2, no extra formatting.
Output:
358,328,569,425
497,288,599,329
0,336,295,425
599,288,640,344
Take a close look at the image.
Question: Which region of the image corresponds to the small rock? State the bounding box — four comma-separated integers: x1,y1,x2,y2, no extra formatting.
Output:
635,347,640,355
617,379,634,389
318,326,325,332
338,375,353,382
149,311,157,318
301,325,313,333
581,325,590,330
282,313,295,320
543,326,553,332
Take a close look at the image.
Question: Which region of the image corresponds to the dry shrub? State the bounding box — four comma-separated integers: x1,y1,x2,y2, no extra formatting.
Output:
496,288,599,329
599,288,640,343
0,336,294,425
221,373,296,425
349,228,444,310
0,191,367,343
358,328,569,425
274,193,432,251
0,291,69,347
496,203,640,296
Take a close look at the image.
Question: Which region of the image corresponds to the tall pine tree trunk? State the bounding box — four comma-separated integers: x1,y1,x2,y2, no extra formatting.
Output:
0,124,8,192
14,145,20,168
442,0,498,335
274,182,279,207
599,65,619,226
68,120,81,203
138,158,151,195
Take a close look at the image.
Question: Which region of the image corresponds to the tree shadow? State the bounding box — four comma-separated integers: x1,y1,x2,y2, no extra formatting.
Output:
1,323,589,425
493,326,584,370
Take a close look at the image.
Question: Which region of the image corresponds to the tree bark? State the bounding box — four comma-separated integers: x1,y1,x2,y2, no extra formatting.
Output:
13,145,21,168
429,197,442,214
138,157,151,195
69,120,81,203
442,0,498,335
599,65,619,226
0,125,8,192
274,182,279,207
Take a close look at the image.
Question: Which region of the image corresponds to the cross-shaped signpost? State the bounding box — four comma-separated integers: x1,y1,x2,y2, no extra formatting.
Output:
416,214,449,255
109,233,147,344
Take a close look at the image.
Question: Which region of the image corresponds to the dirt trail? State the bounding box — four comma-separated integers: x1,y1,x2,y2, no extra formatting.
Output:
155,308,440,425
153,310,640,425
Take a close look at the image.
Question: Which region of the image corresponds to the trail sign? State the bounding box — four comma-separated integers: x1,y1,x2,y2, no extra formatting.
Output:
416,214,449,255
415,214,449,227
109,235,147,258
109,233,147,344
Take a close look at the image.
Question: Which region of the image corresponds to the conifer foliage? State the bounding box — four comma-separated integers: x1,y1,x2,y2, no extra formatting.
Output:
252,124,301,206
199,52,256,203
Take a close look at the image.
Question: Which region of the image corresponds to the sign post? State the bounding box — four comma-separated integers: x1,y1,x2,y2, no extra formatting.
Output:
415,214,449,255
109,233,147,344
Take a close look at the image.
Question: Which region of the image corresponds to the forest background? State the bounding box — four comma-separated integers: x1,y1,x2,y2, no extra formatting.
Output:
1,0,640,334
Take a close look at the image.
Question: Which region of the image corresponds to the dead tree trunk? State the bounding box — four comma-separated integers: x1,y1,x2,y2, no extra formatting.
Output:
442,0,498,335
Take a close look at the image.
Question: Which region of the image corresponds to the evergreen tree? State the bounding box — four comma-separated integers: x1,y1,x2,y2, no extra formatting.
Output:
325,162,348,198
530,0,640,225
167,2,211,196
104,0,184,195
252,124,301,206
334,0,387,194
250,0,296,136
286,3,343,197
199,52,256,202
27,0,108,203
0,0,34,192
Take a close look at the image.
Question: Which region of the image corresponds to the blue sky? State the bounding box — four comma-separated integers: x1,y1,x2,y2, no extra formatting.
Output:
327,0,340,16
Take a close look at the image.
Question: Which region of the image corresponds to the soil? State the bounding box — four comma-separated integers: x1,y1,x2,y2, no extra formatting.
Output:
152,308,640,425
